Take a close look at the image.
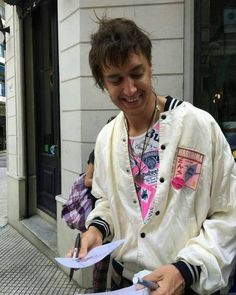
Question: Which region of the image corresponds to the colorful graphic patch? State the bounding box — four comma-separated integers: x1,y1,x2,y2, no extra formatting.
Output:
172,148,204,191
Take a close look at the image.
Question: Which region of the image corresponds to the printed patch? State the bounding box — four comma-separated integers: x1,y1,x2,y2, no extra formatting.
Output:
172,147,204,191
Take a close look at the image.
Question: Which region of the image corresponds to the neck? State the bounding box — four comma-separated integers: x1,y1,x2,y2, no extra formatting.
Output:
125,93,159,137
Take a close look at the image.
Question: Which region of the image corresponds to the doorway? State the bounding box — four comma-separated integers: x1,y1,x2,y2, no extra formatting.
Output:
24,0,61,218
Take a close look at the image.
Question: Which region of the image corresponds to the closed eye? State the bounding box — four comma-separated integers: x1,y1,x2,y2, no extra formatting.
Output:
105,75,122,85
131,73,143,79
110,78,123,85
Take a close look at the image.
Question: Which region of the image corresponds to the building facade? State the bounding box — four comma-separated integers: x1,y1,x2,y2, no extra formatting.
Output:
4,0,236,288
0,0,6,151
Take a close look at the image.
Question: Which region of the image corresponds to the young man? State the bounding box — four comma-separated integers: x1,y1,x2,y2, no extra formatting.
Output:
77,18,236,294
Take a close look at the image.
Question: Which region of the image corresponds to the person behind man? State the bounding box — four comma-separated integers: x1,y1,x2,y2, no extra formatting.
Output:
73,17,236,294
66,149,109,292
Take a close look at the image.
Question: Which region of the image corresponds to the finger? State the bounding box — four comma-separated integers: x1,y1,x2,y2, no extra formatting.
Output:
78,238,89,258
65,246,74,258
78,247,87,258
135,284,145,291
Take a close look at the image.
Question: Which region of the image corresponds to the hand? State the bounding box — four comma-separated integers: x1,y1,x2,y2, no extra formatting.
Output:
78,226,103,259
144,265,185,295
65,227,102,259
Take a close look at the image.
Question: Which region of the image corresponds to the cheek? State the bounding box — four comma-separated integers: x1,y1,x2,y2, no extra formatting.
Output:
106,85,120,98
106,89,119,105
138,78,152,91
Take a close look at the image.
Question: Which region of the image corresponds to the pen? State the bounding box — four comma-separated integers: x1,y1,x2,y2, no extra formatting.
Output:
133,276,159,290
69,233,80,281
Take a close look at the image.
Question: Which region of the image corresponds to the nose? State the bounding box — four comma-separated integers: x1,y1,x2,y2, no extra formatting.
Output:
123,77,137,96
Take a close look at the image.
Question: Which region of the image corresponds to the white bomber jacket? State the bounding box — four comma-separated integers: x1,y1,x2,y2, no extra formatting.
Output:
86,100,236,294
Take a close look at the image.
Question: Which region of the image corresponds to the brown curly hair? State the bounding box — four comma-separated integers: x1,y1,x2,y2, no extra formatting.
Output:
89,17,152,90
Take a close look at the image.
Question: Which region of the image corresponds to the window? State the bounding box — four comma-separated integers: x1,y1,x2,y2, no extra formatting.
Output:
194,0,236,160
0,81,5,97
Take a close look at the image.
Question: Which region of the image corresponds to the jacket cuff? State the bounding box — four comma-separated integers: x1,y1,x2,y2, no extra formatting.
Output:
89,217,110,240
172,260,201,288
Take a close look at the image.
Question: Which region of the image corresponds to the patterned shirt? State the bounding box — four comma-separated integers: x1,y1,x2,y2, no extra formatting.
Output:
128,122,160,222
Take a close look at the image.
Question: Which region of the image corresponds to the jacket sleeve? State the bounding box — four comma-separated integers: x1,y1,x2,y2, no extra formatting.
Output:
176,122,236,294
85,131,114,240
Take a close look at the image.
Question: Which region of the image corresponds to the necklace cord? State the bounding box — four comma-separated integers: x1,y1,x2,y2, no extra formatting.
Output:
125,94,159,181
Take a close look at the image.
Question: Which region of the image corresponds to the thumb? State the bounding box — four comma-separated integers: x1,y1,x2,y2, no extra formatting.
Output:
144,271,162,283
65,247,73,258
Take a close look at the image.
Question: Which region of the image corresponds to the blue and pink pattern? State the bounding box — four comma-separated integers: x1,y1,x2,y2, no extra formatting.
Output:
129,122,160,222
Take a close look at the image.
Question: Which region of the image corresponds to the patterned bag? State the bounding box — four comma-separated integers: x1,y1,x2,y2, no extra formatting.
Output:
61,173,95,232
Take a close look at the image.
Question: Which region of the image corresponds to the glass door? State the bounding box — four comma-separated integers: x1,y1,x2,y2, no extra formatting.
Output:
194,0,236,160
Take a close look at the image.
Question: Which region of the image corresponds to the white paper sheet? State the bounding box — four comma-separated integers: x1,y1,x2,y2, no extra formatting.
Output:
75,285,149,295
55,239,124,269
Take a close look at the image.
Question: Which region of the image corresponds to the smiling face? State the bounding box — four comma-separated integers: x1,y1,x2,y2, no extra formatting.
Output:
102,52,154,120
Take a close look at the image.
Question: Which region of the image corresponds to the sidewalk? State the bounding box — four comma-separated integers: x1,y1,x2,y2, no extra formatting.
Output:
0,225,92,294
0,152,92,294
